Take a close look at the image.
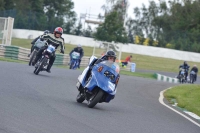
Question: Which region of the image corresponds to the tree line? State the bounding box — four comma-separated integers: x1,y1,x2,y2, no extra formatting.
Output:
0,0,200,53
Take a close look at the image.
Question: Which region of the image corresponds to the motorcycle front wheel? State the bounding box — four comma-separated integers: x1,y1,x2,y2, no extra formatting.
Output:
34,57,47,75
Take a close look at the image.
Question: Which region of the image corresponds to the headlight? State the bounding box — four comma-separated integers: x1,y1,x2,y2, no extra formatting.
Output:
104,71,115,81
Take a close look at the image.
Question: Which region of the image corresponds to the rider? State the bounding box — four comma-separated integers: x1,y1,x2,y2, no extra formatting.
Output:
178,61,190,80
85,50,117,82
190,65,198,81
121,55,132,67
32,27,65,73
28,30,50,57
94,50,116,64
69,44,84,68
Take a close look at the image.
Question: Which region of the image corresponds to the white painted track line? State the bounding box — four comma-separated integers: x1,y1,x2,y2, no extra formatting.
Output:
159,88,200,128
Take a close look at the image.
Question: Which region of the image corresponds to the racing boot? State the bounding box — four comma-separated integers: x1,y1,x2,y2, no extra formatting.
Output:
46,64,52,73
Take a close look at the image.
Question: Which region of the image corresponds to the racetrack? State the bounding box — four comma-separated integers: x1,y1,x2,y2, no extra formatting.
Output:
0,61,199,133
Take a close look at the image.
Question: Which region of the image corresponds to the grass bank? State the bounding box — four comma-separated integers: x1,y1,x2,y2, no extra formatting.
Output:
0,57,155,79
164,85,200,116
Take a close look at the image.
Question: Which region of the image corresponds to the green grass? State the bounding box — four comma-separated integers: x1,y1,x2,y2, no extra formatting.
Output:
0,57,26,63
164,85,200,116
54,64,156,79
11,38,200,74
0,57,155,79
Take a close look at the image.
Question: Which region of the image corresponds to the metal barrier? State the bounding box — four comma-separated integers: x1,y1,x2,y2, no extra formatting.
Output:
0,44,90,67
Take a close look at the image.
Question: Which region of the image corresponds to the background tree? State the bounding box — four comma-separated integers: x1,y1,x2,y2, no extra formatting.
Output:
94,11,128,43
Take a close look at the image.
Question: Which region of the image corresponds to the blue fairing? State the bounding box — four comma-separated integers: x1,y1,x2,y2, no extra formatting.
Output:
84,62,120,102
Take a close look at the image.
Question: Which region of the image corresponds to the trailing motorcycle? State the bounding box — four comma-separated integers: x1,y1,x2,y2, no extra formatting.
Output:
76,56,120,108
33,44,55,75
69,51,80,69
29,39,46,66
189,71,196,84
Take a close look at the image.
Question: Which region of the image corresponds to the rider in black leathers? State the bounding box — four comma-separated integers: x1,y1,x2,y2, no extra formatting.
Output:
190,65,198,81
178,61,190,80
28,30,50,57
32,27,65,73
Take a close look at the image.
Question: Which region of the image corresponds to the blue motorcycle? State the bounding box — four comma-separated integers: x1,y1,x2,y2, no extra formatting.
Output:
69,51,80,69
76,56,120,108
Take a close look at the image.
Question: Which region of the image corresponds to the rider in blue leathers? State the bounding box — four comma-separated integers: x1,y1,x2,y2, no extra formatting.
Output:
69,44,84,68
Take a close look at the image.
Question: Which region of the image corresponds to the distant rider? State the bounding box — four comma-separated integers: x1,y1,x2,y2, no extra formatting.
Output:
69,44,84,68
32,27,65,73
121,55,132,67
190,65,198,81
178,61,190,80
28,30,50,57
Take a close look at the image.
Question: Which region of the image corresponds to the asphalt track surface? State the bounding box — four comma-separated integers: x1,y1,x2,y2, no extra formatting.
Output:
0,61,199,133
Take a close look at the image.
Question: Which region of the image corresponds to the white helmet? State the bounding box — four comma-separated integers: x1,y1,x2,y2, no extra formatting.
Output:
77,44,82,47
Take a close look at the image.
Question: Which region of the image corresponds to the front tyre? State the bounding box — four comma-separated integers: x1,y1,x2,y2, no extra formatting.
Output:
87,89,104,108
76,92,85,103
34,57,47,75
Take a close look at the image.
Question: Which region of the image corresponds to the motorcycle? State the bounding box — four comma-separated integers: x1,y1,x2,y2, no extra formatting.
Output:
29,39,46,66
75,56,120,108
69,51,80,69
178,68,186,83
33,44,55,75
189,71,196,84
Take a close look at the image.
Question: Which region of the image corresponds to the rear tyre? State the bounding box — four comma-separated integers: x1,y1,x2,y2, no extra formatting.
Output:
70,60,74,69
87,89,104,108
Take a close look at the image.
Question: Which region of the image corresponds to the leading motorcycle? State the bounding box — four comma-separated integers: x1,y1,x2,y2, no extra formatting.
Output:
33,44,56,75
75,56,120,108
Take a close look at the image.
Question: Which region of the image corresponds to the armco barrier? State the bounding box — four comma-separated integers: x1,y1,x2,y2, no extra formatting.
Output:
0,45,90,67
154,73,178,83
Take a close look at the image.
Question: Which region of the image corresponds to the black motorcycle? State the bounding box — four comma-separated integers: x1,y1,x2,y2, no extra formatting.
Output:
29,39,46,66
34,45,55,75
189,71,196,84
179,68,186,83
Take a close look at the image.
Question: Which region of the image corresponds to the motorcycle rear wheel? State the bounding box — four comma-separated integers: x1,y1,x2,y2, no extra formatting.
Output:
87,89,104,108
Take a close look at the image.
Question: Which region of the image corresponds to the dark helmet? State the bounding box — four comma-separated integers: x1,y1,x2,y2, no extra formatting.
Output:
105,50,116,61
183,61,187,65
43,30,50,35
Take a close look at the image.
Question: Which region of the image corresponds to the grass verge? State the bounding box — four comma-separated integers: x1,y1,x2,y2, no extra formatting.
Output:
164,84,200,116
0,57,155,79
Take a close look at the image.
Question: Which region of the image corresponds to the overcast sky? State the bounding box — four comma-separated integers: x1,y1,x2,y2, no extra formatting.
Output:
72,0,160,19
